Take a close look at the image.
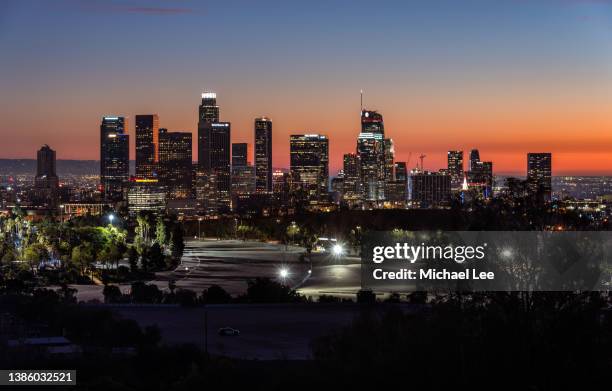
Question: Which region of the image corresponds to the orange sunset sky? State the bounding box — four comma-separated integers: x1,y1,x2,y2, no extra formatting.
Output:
2,0,612,175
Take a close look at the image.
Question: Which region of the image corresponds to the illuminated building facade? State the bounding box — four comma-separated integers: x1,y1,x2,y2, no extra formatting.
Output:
100,116,129,202
158,129,192,199
410,171,451,207
447,150,464,190
255,117,273,192
290,134,329,203
135,114,159,179
527,153,552,202
127,179,166,215
34,144,59,207
232,143,248,167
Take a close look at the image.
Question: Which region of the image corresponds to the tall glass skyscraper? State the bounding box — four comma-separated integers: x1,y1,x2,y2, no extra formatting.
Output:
135,114,159,179
255,117,273,192
100,116,129,202
358,109,387,203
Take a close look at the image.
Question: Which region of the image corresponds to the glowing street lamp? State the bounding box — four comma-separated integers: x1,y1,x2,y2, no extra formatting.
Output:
279,268,289,280
332,243,345,257
108,214,115,225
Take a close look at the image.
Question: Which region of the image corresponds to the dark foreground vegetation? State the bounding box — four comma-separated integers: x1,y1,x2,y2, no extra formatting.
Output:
0,287,610,391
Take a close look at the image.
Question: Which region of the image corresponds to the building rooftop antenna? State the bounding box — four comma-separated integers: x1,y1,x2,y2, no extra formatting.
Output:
360,89,363,111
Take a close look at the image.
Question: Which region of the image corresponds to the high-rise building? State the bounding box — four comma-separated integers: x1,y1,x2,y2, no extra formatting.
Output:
358,109,387,203
158,129,193,199
342,153,361,206
135,114,159,179
34,145,59,207
469,149,481,172
127,178,166,215
290,134,329,203
255,117,273,192
384,138,395,181
410,171,451,207
357,132,385,202
394,162,407,182
527,153,552,202
232,143,248,167
447,150,464,190
197,92,220,169
100,116,129,202
197,92,231,212
361,110,384,134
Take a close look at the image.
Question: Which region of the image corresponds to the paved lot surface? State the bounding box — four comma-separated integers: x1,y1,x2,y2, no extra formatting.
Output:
70,240,311,301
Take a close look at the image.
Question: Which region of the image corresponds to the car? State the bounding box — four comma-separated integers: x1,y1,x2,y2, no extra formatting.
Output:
218,327,240,337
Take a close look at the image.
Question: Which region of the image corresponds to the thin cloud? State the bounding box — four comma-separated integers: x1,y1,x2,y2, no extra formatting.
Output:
69,1,198,16
108,6,195,15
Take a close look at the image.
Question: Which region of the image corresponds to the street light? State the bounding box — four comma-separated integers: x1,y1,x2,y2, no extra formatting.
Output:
279,268,289,280
108,214,115,225
198,217,203,240
332,243,344,257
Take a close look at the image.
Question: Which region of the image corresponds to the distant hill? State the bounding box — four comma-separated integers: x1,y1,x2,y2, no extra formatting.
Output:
0,159,102,176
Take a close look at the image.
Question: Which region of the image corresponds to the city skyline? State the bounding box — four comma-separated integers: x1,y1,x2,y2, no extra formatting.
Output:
2,0,612,174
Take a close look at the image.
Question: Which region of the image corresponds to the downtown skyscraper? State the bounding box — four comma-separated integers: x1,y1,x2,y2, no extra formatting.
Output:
290,134,329,204
527,153,552,202
358,110,387,203
197,92,231,211
34,144,59,207
158,129,193,200
447,150,464,190
255,117,273,193
100,116,129,202
135,114,160,179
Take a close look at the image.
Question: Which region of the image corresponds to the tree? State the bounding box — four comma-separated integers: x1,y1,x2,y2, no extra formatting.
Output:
22,243,49,273
244,278,301,303
149,243,165,270
155,216,167,247
128,246,138,273
201,285,232,304
71,242,94,278
170,223,185,259
103,284,123,303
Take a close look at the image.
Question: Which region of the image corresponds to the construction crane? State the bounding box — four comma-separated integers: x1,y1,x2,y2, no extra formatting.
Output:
419,154,426,171
405,152,413,169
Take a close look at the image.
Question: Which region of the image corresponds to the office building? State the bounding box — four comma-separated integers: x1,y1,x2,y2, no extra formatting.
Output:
100,116,129,202
447,150,464,190
290,134,329,203
527,153,552,202
255,117,273,192
158,129,193,199
232,143,248,167
135,114,159,179
410,171,451,207
197,92,231,212
469,149,481,171
127,178,166,215
34,145,59,207
342,153,361,206
231,165,256,195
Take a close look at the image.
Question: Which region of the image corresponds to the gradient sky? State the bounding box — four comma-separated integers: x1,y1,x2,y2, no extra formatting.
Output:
1,0,612,175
